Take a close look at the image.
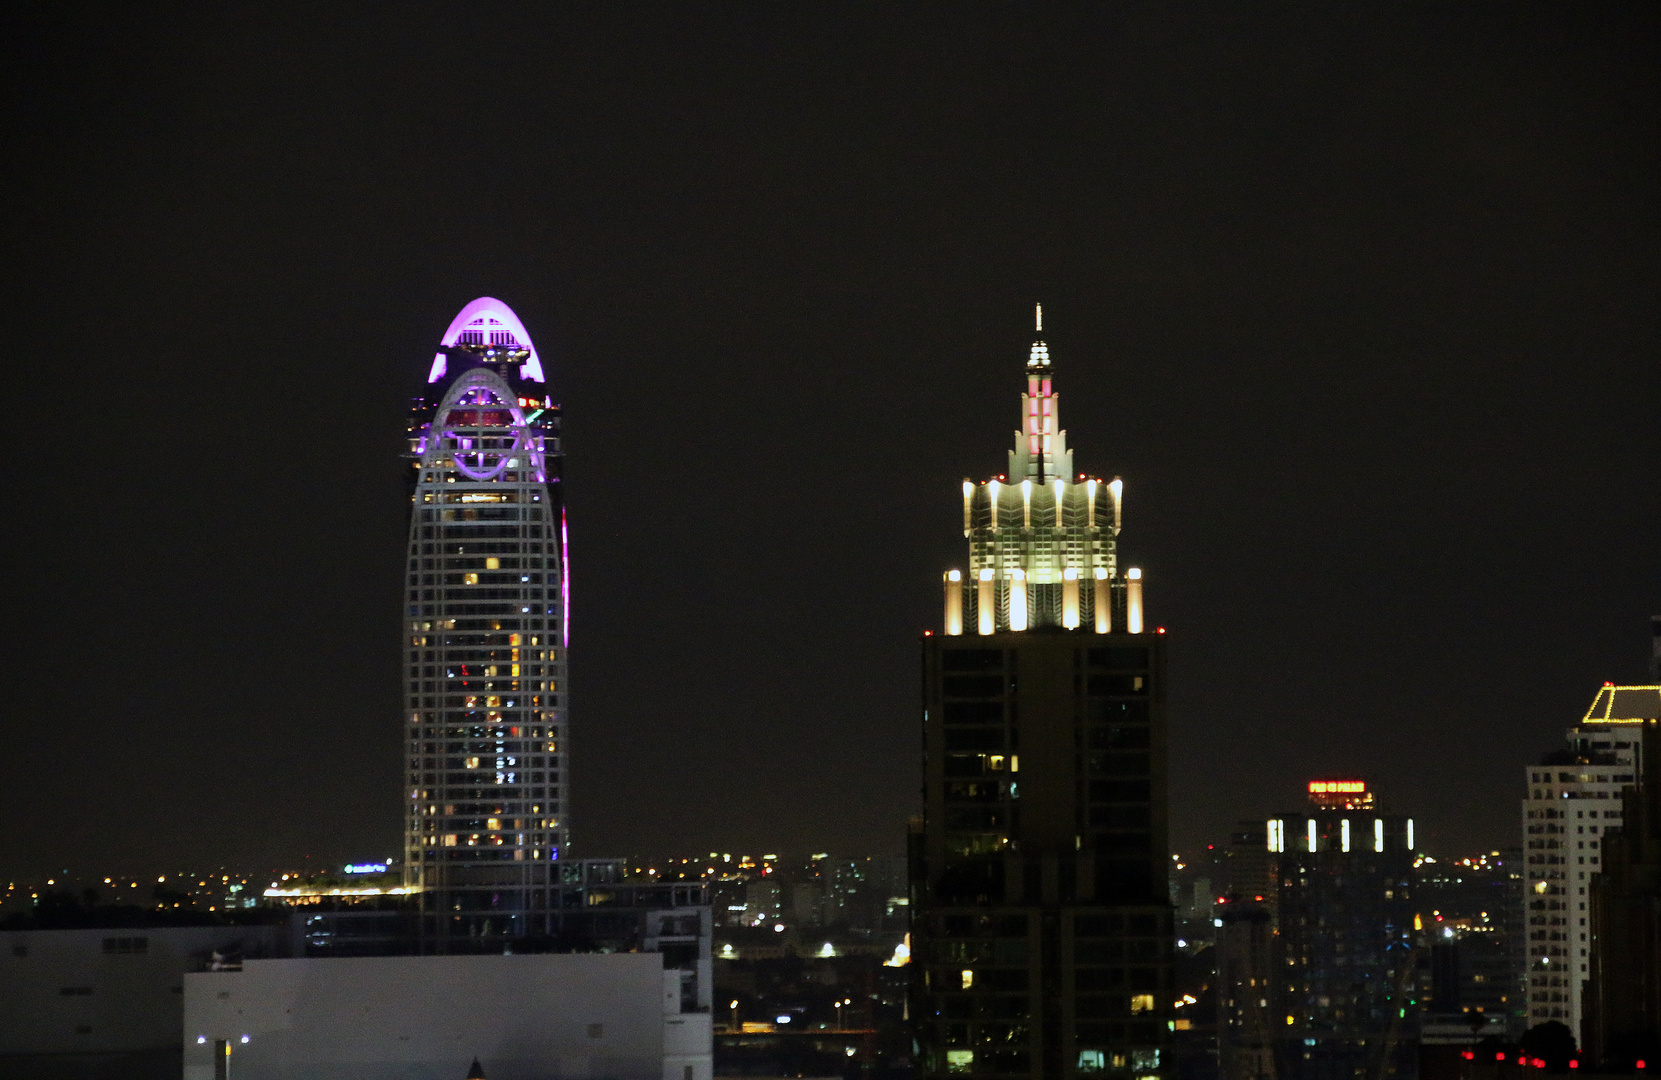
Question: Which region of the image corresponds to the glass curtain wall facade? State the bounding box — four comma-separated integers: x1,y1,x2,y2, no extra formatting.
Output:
914,309,1173,1080
402,297,569,951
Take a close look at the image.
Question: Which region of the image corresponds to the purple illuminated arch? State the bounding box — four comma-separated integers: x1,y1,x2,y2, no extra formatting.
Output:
427,297,545,384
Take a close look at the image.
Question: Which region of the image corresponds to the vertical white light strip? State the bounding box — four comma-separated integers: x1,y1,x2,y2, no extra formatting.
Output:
1126,568,1144,634
1053,479,1065,527
1009,569,1028,632
1021,480,1032,529
943,570,963,636
977,569,995,636
962,481,974,536
1086,479,1097,528
1407,819,1415,851
1061,568,1079,629
988,480,1000,530
1109,477,1123,531
1341,819,1351,852
1093,568,1110,633
1307,819,1318,852
1374,818,1385,853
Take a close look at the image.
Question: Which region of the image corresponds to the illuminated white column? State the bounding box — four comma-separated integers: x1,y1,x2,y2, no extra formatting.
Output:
1053,479,1064,527
1109,477,1123,531
988,481,1000,530
977,569,995,636
1086,479,1097,528
1093,568,1110,633
943,570,963,636
1021,480,1032,529
1407,819,1415,851
1008,569,1028,632
1373,818,1385,852
1126,567,1144,634
1307,819,1318,852
1341,819,1351,852
1061,567,1079,629
961,481,974,537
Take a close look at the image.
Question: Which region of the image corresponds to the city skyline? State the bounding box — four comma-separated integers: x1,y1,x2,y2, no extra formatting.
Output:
2,7,1657,878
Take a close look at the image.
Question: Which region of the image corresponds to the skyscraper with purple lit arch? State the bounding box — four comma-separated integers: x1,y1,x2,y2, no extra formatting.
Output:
401,297,568,949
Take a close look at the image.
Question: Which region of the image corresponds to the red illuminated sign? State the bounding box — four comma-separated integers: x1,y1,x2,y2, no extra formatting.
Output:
1308,781,1366,794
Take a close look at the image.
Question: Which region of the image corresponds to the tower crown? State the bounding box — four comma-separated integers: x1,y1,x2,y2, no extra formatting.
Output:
427,296,546,385
942,307,1143,636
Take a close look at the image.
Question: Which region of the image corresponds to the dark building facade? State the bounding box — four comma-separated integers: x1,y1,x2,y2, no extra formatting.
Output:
912,309,1174,1080
1270,782,1417,1080
1216,896,1279,1080
1585,708,1661,1065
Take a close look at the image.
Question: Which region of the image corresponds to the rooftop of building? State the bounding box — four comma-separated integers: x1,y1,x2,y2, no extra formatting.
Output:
1581,684,1661,724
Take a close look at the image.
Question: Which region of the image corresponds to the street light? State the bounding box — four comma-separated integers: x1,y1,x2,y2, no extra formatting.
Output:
729,999,739,1030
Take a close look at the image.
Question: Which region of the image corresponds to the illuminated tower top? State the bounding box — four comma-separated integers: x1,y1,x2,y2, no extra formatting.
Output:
1008,303,1073,484
943,307,1143,636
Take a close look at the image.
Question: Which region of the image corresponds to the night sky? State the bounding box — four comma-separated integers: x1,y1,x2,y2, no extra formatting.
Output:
2,5,1656,878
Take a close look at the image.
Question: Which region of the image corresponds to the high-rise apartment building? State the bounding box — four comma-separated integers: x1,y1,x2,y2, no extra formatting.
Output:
1521,685,1652,1032
913,309,1173,1080
401,297,570,950
1268,781,1417,1080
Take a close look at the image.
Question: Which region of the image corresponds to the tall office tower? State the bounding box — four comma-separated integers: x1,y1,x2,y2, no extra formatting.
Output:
1520,685,1653,1033
1268,780,1417,1080
402,297,569,951
1584,699,1661,1064
914,308,1173,1080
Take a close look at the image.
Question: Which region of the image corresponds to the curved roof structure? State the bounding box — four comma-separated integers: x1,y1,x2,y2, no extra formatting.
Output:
427,296,545,384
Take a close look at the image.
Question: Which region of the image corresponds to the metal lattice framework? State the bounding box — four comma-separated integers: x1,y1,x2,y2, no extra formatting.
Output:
401,300,568,947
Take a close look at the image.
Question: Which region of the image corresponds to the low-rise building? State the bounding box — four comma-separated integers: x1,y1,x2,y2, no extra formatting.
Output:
184,952,711,1080
0,923,288,1076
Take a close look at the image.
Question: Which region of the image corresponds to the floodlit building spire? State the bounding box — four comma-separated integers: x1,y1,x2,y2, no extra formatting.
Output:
944,308,1137,634
1009,303,1067,483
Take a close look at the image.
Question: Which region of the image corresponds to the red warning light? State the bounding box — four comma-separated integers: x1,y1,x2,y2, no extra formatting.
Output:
1462,1052,1475,1061
1496,1054,1506,1062
1637,1061,1646,1070
1570,1062,1579,1070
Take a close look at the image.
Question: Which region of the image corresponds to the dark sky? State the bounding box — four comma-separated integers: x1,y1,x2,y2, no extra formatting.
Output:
2,5,1656,878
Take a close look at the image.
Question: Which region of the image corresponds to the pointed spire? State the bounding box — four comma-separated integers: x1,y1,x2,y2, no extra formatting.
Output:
1029,301,1050,367
466,1060,488,1080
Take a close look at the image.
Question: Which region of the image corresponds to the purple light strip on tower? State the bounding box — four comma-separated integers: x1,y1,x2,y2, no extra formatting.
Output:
561,508,570,649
